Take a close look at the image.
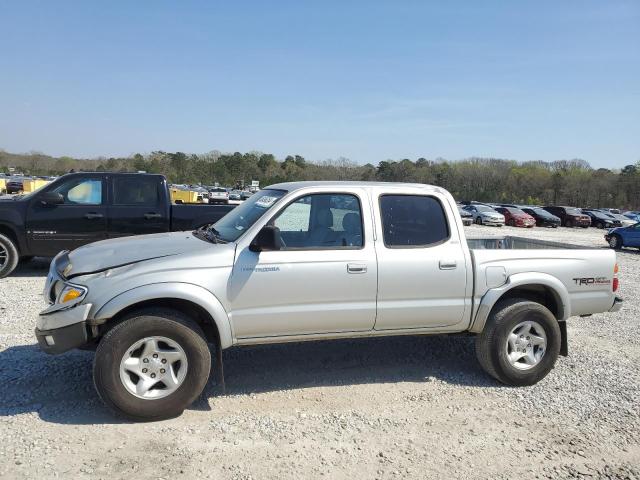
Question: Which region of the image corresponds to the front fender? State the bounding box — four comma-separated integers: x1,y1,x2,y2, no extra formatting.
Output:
470,272,571,333
91,282,234,349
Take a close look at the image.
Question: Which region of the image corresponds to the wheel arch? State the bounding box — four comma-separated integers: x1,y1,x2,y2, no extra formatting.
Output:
0,223,21,254
92,283,234,349
470,273,570,334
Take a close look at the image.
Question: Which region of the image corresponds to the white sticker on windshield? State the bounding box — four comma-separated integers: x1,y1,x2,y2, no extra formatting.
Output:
255,196,278,208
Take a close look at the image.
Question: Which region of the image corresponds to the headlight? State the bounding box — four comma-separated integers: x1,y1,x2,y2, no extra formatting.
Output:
57,284,88,305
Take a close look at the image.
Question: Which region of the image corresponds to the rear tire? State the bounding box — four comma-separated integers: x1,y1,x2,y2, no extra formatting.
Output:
93,308,211,421
476,299,561,386
0,233,19,279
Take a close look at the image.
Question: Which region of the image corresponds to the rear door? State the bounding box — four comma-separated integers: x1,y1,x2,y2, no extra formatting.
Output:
108,175,170,238
374,193,468,330
26,176,107,256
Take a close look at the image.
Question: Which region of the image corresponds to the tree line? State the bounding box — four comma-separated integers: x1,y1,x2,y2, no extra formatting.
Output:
1,149,639,209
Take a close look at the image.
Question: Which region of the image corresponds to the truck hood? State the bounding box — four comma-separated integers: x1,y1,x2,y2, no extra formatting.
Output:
65,231,216,278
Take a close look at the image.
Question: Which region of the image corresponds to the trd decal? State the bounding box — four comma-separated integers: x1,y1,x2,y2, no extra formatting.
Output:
572,277,611,286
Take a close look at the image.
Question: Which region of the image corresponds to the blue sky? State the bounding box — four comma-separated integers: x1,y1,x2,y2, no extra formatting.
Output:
0,1,638,167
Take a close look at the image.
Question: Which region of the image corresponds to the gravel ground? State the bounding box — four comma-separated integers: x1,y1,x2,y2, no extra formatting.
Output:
1,225,639,479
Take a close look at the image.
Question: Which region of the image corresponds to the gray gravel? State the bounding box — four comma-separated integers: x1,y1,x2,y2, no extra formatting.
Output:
1,225,639,479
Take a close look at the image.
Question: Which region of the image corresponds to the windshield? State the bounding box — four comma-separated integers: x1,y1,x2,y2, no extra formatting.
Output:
505,207,526,215
476,205,496,213
566,208,582,215
211,189,287,242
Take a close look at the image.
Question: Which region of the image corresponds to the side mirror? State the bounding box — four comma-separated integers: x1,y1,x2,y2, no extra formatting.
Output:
39,192,64,206
250,225,282,252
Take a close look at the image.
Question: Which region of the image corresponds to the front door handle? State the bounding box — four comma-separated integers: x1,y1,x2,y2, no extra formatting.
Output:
84,213,104,220
144,213,162,219
347,263,367,274
439,260,457,270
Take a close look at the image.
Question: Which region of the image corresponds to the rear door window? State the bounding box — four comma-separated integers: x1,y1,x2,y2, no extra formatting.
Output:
113,176,160,206
379,195,449,247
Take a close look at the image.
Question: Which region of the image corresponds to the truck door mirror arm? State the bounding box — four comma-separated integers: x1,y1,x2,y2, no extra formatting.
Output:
250,225,282,252
39,192,64,206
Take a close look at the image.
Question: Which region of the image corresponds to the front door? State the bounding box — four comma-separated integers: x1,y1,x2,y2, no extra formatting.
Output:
229,191,377,339
26,176,107,256
374,194,468,330
624,223,640,247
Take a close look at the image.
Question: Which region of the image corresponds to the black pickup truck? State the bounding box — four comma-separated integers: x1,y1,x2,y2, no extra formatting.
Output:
0,172,235,278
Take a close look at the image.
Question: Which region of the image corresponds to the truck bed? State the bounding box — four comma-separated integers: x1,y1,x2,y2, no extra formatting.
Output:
467,235,595,250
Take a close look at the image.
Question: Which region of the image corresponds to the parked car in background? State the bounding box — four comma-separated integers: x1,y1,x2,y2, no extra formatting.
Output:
605,223,640,250
623,211,640,222
457,206,473,226
520,207,561,228
602,211,636,228
463,204,505,226
229,190,242,201
6,178,25,194
542,206,591,228
494,206,535,228
0,172,235,278
240,190,254,200
208,187,229,204
582,209,621,229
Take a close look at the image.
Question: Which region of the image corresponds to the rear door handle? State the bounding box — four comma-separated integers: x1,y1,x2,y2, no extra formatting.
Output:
347,263,367,274
84,213,103,220
144,213,162,219
439,260,457,270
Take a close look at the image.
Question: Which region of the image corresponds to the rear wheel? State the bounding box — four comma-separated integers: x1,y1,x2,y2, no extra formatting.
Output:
0,233,19,279
93,308,211,421
476,299,561,386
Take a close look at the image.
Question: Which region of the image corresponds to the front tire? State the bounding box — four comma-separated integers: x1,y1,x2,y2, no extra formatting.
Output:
609,234,622,250
475,216,483,225
93,308,211,421
476,299,561,386
0,233,19,279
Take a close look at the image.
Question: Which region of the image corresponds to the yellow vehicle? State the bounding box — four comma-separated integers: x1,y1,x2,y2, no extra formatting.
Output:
0,178,6,194
169,188,199,204
22,178,52,193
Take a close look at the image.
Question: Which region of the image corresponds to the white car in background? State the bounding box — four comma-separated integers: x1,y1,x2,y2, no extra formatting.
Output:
208,187,229,204
463,204,505,226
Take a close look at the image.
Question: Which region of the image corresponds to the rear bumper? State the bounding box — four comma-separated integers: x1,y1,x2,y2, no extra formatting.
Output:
35,321,88,354
609,297,623,313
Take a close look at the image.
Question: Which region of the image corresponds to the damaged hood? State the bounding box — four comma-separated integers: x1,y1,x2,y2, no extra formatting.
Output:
64,231,216,278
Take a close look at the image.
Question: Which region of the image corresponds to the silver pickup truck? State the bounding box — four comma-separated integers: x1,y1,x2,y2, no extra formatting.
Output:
36,182,623,420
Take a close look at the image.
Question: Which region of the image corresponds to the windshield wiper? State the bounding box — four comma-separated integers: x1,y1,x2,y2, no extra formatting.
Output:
194,225,227,244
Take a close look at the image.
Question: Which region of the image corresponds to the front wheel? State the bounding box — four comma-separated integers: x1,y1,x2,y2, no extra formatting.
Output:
475,216,483,225
608,234,622,250
93,308,211,421
476,299,561,386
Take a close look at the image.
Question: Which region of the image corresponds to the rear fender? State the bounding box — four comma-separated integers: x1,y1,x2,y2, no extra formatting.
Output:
470,272,571,333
